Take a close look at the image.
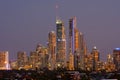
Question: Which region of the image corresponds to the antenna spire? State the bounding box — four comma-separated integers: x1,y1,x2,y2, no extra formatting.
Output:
55,4,62,24
56,4,59,21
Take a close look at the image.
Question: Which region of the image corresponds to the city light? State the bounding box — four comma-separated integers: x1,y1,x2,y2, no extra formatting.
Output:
115,48,120,50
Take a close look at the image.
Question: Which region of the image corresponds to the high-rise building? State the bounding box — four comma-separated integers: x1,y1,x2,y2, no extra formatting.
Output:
78,32,87,70
29,44,49,69
68,17,87,70
69,16,77,54
107,54,113,63
104,54,115,72
56,19,66,68
48,31,56,70
84,54,93,71
68,17,78,70
36,44,49,69
68,51,74,70
113,48,120,70
91,46,100,71
0,51,9,70
74,28,80,69
78,32,83,69
17,51,28,69
29,51,39,69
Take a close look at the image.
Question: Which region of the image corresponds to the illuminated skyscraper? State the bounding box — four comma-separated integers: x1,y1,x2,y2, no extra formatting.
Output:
104,53,115,72
68,17,77,69
29,44,49,69
107,54,113,63
91,46,100,71
0,51,9,70
113,48,120,70
29,51,39,69
68,51,74,70
36,44,49,69
56,19,66,68
78,32,87,70
17,51,28,69
48,31,56,70
84,54,93,71
68,16,87,70
69,16,77,54
68,17,87,70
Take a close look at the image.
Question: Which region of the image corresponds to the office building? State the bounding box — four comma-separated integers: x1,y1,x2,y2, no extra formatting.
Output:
84,54,93,71
56,19,66,68
78,32,87,70
69,16,77,54
29,51,39,69
17,51,28,69
68,17,78,69
91,46,100,71
36,44,49,69
0,51,9,70
104,54,115,72
48,31,56,70
113,48,120,70
68,16,87,70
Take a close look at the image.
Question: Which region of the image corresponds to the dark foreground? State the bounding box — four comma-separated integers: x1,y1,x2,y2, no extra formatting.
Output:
0,69,120,80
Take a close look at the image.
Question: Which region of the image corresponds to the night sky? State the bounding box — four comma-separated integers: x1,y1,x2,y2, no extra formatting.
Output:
0,0,120,61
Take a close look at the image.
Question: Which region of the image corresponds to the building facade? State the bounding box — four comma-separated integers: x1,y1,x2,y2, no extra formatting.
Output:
91,46,100,71
0,51,9,70
48,31,56,70
56,19,66,68
17,51,28,69
78,32,87,70
113,48,120,70
68,17,87,70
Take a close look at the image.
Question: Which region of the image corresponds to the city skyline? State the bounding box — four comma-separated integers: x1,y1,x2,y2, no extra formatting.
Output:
0,0,120,61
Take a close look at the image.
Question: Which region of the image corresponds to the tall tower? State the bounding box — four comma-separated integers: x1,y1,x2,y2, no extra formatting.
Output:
56,19,66,68
91,46,100,71
113,48,120,70
36,44,49,69
69,16,82,70
0,51,9,70
69,16,77,54
48,31,56,70
78,32,87,70
17,51,28,69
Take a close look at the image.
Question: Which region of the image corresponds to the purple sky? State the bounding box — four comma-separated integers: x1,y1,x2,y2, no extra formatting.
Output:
0,0,120,61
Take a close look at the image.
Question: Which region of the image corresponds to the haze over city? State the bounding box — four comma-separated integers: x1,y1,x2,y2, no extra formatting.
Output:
0,0,120,61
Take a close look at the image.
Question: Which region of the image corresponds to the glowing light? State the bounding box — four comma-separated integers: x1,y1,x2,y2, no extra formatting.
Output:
51,31,55,33
4,61,7,64
56,20,62,24
62,39,66,41
115,48,120,50
57,64,61,67
93,46,97,49
57,39,61,41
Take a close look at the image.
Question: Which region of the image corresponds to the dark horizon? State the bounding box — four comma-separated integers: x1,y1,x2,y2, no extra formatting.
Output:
0,0,120,61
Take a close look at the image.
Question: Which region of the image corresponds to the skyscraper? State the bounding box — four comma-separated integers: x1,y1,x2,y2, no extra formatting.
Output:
17,51,28,69
36,44,49,69
68,16,87,70
78,32,87,70
105,53,115,72
56,19,66,68
69,16,77,54
113,48,120,70
48,31,56,70
91,46,100,71
68,17,77,70
0,51,9,70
